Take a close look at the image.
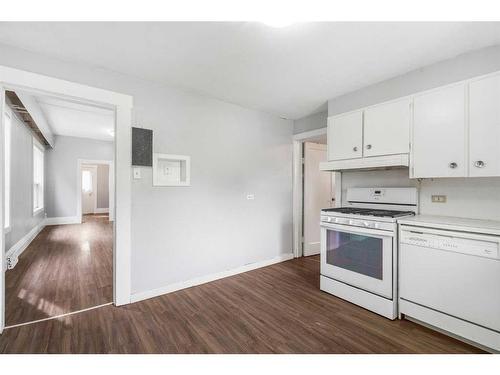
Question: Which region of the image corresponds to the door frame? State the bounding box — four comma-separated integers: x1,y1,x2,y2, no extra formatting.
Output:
292,128,341,258
77,160,114,221
0,65,133,334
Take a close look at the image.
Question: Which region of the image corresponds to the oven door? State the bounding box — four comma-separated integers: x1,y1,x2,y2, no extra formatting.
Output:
320,223,394,299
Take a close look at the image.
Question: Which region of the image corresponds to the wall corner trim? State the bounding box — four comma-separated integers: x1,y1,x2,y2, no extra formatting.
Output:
5,220,45,270
130,253,294,304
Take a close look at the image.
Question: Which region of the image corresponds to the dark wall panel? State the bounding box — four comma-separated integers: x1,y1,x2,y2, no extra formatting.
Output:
132,127,153,167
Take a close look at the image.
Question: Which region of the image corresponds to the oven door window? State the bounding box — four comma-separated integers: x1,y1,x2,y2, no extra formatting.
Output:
326,230,383,280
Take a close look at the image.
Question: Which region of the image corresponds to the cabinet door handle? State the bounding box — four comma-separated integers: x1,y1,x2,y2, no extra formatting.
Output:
353,146,358,152
474,160,485,168
449,162,458,169
366,144,372,150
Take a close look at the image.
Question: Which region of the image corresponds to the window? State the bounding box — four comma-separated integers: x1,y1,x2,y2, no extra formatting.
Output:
4,110,11,229
82,170,93,193
33,139,44,214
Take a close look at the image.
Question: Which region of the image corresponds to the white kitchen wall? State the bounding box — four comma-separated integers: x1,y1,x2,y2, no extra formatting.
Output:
293,111,327,134
328,45,500,116
5,105,45,251
0,42,293,296
332,45,500,222
45,135,113,218
341,169,500,221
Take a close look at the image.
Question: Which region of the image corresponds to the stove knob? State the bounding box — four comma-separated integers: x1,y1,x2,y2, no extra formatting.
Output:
373,223,379,229
363,221,371,227
327,217,332,222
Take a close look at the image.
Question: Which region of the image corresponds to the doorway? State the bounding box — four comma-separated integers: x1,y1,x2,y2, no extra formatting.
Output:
293,128,341,258
2,90,116,328
0,64,132,334
82,165,98,215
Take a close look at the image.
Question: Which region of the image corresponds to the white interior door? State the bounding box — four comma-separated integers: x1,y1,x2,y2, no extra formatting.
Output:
81,165,97,215
303,142,334,256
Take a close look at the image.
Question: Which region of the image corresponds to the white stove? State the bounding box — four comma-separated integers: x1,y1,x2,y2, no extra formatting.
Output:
319,187,417,319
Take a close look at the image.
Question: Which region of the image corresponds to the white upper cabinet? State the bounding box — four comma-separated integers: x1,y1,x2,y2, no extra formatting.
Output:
469,75,500,177
363,98,410,157
412,84,466,178
327,110,363,161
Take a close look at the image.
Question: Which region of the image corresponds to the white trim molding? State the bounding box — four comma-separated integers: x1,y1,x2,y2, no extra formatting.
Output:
130,253,294,304
95,208,110,214
292,127,342,258
0,64,133,331
5,220,45,270
44,216,81,226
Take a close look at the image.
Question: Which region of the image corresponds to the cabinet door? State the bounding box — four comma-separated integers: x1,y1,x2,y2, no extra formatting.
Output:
469,75,500,177
412,84,466,178
364,98,410,157
327,111,363,161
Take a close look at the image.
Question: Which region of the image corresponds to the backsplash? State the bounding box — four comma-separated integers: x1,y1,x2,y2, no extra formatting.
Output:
340,169,500,221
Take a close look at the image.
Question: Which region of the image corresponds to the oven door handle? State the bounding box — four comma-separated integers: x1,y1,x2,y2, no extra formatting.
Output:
320,222,394,237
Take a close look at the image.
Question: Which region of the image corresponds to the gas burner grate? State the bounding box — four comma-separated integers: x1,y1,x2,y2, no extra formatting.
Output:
322,207,415,218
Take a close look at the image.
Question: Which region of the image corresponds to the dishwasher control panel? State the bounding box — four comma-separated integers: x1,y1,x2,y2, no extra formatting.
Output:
400,230,500,260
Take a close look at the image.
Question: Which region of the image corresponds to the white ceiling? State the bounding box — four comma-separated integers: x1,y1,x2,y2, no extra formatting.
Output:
1,22,500,119
35,95,114,141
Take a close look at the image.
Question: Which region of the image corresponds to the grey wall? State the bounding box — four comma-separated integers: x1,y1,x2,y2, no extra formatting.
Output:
5,106,45,251
331,45,500,222
329,45,500,115
0,43,294,295
45,135,113,218
293,111,327,134
96,164,109,209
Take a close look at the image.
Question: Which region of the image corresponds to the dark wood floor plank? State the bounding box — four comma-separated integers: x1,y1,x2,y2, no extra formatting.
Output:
0,251,484,353
5,214,113,326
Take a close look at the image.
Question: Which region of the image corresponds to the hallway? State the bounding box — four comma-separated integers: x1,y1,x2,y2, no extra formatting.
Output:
5,215,112,327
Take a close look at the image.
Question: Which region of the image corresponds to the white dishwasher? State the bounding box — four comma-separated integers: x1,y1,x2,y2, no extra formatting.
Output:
399,225,500,352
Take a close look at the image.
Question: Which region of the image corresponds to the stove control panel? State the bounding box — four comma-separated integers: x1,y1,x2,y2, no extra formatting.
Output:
321,215,395,232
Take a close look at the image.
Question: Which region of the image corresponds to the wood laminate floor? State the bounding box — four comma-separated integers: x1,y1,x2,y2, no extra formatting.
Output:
0,253,483,353
4,214,113,327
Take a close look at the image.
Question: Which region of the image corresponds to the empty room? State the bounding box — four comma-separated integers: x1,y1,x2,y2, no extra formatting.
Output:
0,1,500,372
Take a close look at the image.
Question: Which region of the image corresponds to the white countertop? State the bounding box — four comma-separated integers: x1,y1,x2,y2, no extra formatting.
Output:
397,215,500,236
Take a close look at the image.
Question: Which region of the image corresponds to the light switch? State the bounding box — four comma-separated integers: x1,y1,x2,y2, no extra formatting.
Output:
133,167,141,179
246,194,255,200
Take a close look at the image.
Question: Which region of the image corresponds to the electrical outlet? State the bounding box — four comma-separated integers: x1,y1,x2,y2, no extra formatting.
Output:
431,195,447,203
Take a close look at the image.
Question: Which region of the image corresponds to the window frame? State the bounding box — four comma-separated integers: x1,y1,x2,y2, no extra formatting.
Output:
32,137,44,216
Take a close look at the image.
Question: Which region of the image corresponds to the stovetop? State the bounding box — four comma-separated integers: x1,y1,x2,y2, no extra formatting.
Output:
322,207,415,218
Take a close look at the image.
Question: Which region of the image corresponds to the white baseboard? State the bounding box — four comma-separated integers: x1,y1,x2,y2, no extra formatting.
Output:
44,216,81,226
94,208,109,214
6,220,45,270
130,253,294,303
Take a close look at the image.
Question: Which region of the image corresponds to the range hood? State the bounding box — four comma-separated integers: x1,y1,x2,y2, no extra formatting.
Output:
319,154,409,172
